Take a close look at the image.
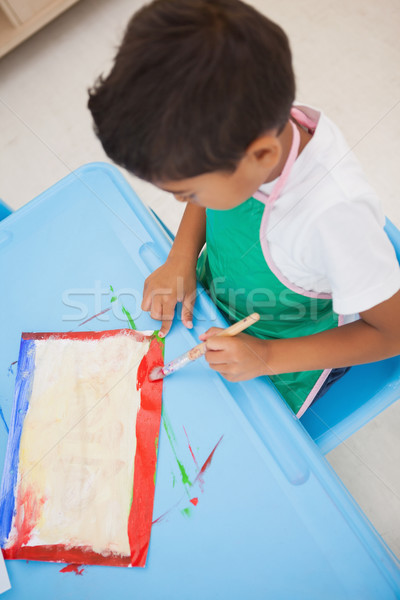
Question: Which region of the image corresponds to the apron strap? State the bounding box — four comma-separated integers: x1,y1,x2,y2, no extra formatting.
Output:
253,119,300,207
290,106,317,132
268,120,300,205
254,107,319,206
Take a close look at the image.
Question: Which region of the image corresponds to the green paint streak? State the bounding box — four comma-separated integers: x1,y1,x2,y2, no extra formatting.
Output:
152,332,165,366
109,284,137,329
121,305,136,330
181,508,191,518
162,409,176,443
162,411,192,489
177,460,191,486
172,472,176,488
109,285,117,303
153,330,166,356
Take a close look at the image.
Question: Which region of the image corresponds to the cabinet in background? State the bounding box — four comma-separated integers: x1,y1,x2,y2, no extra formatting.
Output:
0,0,80,58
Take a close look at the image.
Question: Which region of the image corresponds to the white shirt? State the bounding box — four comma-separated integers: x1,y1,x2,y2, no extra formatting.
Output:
259,104,400,317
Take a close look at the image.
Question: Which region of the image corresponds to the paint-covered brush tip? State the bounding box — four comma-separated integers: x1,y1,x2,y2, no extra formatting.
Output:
149,366,164,381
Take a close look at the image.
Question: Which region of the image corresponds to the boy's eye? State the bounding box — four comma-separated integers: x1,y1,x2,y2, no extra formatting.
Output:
175,193,195,202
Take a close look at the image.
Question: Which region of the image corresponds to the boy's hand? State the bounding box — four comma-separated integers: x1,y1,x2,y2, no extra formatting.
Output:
199,328,270,381
141,255,197,337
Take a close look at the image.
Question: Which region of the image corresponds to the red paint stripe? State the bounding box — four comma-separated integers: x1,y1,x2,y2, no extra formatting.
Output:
22,329,148,343
128,337,164,567
183,426,199,468
8,486,46,553
77,308,111,327
194,435,224,483
59,563,84,575
183,425,204,491
151,498,182,525
3,545,131,566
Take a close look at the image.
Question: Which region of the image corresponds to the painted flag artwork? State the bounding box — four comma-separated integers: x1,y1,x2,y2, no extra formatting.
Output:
0,329,164,568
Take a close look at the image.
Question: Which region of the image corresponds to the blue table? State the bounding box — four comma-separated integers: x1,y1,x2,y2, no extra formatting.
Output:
0,163,399,599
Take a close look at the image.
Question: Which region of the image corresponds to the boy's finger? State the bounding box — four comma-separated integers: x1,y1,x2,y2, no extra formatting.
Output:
150,297,164,321
141,276,152,310
181,294,196,329
159,316,173,338
205,349,228,364
205,335,232,351
150,295,176,320
141,293,151,311
198,327,224,341
158,302,176,337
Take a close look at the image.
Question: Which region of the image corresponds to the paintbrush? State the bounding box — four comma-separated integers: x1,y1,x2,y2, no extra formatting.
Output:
149,312,260,381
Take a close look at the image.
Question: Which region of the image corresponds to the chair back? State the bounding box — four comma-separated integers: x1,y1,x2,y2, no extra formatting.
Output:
301,218,400,453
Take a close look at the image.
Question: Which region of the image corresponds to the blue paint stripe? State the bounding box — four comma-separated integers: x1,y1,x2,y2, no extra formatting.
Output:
0,407,9,434
0,338,36,545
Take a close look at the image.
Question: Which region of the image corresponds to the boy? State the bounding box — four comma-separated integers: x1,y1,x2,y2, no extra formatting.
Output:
88,0,400,416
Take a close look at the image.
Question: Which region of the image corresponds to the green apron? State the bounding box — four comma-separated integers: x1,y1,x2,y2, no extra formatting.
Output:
196,111,339,415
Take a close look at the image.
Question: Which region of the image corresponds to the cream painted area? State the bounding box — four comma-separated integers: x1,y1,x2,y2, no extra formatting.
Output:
6,333,150,556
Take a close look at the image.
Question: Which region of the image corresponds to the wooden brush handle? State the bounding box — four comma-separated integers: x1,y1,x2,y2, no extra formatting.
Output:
218,312,260,337
188,313,260,361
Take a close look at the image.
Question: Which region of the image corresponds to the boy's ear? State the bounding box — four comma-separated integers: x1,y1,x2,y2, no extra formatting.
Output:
246,134,281,169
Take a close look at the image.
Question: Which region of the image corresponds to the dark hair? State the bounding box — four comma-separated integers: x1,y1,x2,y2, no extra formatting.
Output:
88,0,295,182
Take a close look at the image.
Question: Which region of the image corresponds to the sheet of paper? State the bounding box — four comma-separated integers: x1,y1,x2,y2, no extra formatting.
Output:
0,549,10,594
0,329,164,568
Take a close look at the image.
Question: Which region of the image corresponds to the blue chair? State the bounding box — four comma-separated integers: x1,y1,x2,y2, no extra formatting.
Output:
301,218,400,454
0,200,12,222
